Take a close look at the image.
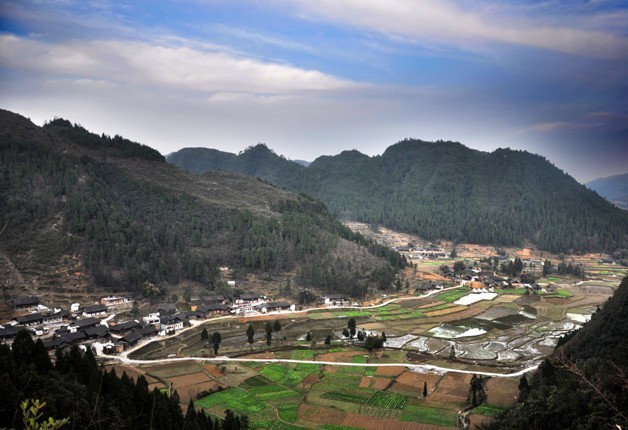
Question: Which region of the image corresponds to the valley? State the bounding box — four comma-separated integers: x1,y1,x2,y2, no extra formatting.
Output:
92,227,623,429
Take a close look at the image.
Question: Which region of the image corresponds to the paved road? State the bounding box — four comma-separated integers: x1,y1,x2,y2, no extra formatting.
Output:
97,349,539,378
99,285,542,379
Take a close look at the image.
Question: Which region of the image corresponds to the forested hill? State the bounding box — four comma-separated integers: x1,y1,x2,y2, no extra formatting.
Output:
0,110,404,298
168,141,628,253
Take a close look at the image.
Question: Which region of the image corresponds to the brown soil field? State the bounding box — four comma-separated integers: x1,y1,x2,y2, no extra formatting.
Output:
316,350,364,362
424,306,467,317
469,414,493,430
418,301,446,309
401,298,433,309
375,366,407,377
202,364,224,378
143,362,202,378
342,413,449,430
493,295,519,303
484,378,519,407
372,377,394,390
302,373,320,389
360,376,372,388
170,373,222,403
299,404,348,425
415,272,449,282
396,371,442,392
427,373,471,404
240,352,276,359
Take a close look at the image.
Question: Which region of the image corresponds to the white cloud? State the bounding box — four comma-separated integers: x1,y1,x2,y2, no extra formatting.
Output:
0,34,358,95
279,0,628,59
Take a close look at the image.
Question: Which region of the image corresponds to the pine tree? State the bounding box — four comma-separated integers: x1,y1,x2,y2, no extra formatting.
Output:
246,324,255,348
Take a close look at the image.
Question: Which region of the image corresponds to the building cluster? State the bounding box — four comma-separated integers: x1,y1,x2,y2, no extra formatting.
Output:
1,293,298,354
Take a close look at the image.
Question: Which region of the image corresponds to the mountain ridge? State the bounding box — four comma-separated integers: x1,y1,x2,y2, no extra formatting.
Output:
0,110,404,300
168,141,628,254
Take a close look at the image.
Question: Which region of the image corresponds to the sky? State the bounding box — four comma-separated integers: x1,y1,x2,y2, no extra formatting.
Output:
1,1,627,183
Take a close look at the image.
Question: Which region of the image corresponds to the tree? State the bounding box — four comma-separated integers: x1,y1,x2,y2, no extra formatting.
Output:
246,324,255,348
12,329,34,365
453,261,466,274
364,335,383,351
273,320,281,333
357,331,365,341
20,399,69,430
342,328,349,338
305,332,312,342
381,332,387,343
201,328,209,341
518,375,529,402
449,345,455,360
211,331,222,355
423,382,428,398
439,264,451,275
265,322,273,347
468,374,486,407
324,335,332,346
348,318,357,339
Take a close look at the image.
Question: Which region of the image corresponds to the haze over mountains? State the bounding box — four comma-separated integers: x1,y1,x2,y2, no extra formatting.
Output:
168,143,628,254
0,110,404,297
587,173,628,210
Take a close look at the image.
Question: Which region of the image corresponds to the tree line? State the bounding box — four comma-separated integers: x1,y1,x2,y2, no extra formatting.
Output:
0,330,247,430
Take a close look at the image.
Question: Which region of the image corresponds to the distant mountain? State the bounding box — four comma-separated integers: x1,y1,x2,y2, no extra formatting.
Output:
0,110,404,298
168,141,628,253
292,159,311,167
587,173,628,210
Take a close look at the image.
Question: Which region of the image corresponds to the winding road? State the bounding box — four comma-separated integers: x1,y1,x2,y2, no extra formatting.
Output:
97,285,541,378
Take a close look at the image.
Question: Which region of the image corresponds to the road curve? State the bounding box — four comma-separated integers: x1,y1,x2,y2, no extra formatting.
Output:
98,351,540,378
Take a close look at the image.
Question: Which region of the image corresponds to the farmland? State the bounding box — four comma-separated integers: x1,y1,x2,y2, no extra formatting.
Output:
116,240,625,429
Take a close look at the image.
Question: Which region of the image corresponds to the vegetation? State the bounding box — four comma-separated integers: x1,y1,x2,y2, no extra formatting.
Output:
0,330,246,430
0,111,404,297
169,141,628,253
481,276,628,429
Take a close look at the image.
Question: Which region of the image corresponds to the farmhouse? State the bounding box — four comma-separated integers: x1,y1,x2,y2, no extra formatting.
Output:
109,320,141,335
11,296,40,313
196,303,231,318
83,304,108,317
100,295,131,309
324,294,349,306
236,294,265,304
159,314,188,335
69,317,102,333
259,301,293,313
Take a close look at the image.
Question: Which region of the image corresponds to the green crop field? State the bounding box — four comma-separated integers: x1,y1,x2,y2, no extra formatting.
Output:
400,404,458,427
367,392,409,410
260,363,314,387
434,288,468,302
472,404,510,417
291,349,315,360
242,375,274,388
321,391,371,404
277,404,299,423
195,387,269,414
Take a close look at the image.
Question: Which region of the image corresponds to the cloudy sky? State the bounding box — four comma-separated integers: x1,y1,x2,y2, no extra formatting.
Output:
1,0,627,183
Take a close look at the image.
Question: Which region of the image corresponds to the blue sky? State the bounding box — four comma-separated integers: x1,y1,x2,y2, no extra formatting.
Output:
1,0,627,182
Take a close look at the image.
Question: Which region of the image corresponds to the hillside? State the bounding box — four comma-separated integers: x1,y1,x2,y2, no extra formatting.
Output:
482,275,628,429
587,173,628,210
0,110,404,300
168,141,628,253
